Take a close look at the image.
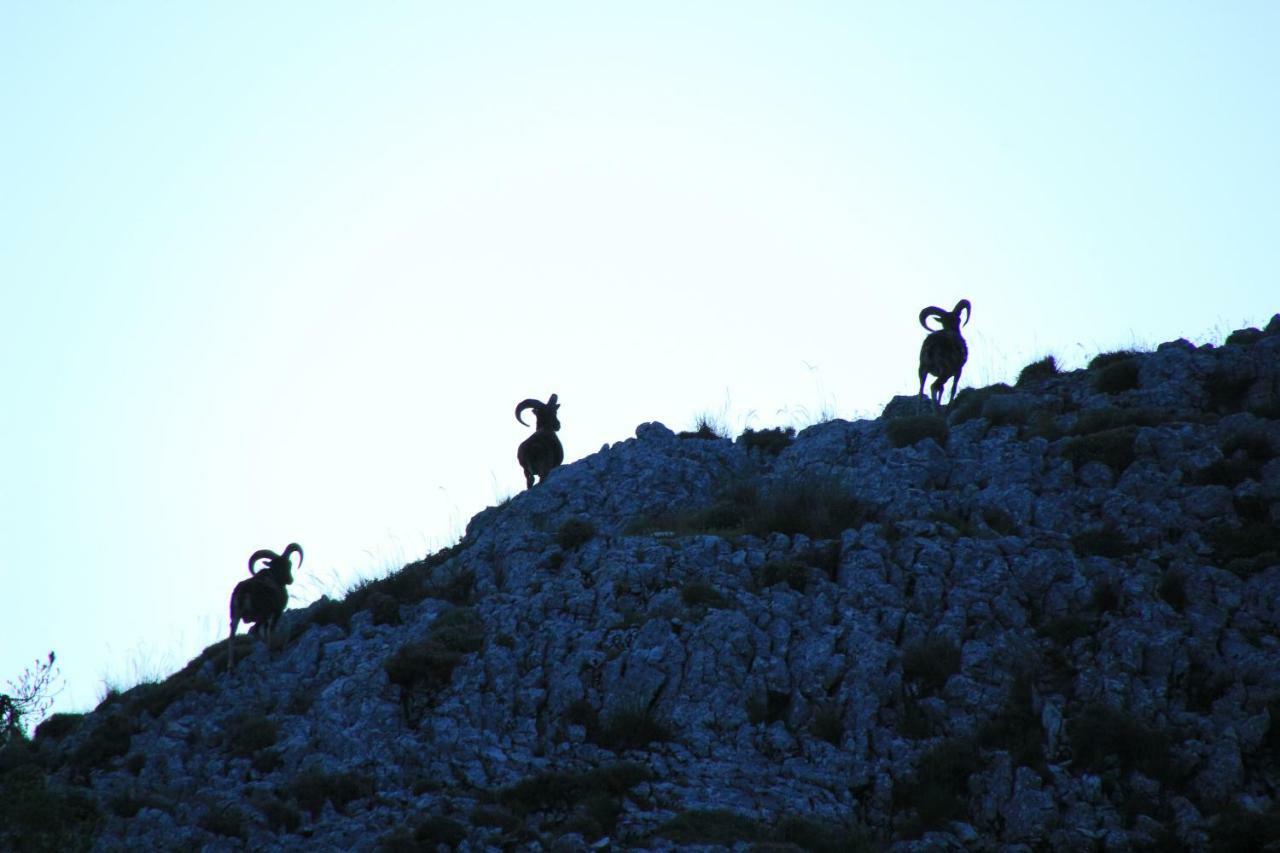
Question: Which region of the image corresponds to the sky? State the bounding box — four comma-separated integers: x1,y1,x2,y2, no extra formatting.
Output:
2,2,1276,720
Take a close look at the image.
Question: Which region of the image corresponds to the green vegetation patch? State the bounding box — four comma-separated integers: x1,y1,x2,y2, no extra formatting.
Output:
892,737,982,834
378,816,468,851
286,767,375,817
1072,524,1137,559
809,704,844,746
759,559,810,593
1087,349,1143,370
680,582,733,610
0,763,101,851
1060,425,1138,472
592,700,673,752
1066,703,1172,780
679,415,731,440
886,415,949,449
555,517,597,550
976,676,1045,773
1016,355,1059,386
1206,520,1280,577
34,712,83,741
1092,358,1141,394
199,803,248,840
70,712,137,777
948,383,1015,426
1205,365,1256,414
902,638,961,696
657,809,766,845
738,426,796,456
632,473,876,540
385,606,485,695
223,712,278,759
499,762,651,841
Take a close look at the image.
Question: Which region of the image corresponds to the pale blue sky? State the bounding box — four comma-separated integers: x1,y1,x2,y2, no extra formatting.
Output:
2,3,1276,716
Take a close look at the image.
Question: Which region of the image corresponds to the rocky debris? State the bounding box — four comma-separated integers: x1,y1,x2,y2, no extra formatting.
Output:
3,317,1280,851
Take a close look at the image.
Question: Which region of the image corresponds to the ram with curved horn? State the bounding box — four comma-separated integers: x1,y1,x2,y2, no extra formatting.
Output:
228,542,302,670
515,393,564,489
917,299,972,406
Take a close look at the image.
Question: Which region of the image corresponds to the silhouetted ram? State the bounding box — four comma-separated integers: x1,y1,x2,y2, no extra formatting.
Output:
917,299,972,405
515,394,563,489
228,543,302,670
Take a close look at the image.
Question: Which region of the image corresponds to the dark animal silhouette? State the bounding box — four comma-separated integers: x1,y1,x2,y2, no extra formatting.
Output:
228,543,302,670
515,394,563,489
918,299,972,405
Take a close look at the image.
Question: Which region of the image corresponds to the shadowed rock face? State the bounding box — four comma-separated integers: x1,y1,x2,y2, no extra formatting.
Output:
12,318,1280,851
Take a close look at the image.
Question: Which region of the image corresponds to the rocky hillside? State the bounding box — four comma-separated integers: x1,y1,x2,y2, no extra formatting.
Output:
5,318,1280,852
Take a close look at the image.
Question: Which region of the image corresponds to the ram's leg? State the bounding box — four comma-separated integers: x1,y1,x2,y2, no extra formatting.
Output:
949,365,964,403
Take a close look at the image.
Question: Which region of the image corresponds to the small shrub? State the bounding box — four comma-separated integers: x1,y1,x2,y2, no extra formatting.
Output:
1088,349,1142,370
930,508,978,538
893,737,981,833
199,803,247,840
1206,520,1280,576
413,816,468,846
555,518,597,550
902,638,961,696
367,591,402,626
1072,525,1135,559
1225,326,1264,346
1066,703,1171,779
1198,428,1277,487
981,506,1019,536
287,768,374,817
1093,358,1140,393
1205,365,1255,413
223,712,277,759
748,474,876,539
471,803,521,831
423,567,475,606
0,764,101,850
593,701,672,752
738,426,796,456
1061,426,1138,472
809,704,843,746
948,383,1014,425
773,815,875,853
1208,803,1280,852
1038,613,1095,647
886,415,948,449
679,415,730,440
70,713,136,777
385,607,485,696
34,713,82,741
656,809,765,845
977,676,1045,772
1016,355,1059,386
759,559,809,593
680,582,732,610
1158,571,1188,611
500,762,650,839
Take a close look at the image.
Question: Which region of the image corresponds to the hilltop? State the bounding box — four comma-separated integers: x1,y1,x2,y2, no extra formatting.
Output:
4,316,1280,851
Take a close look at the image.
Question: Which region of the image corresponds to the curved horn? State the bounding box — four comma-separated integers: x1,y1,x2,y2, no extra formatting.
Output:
281,542,304,569
919,306,946,331
515,398,542,426
248,549,278,575
954,299,972,327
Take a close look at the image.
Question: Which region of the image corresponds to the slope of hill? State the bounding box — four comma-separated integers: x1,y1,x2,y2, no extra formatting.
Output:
4,317,1280,851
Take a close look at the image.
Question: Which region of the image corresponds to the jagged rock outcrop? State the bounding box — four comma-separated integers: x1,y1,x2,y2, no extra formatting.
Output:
5,317,1280,851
